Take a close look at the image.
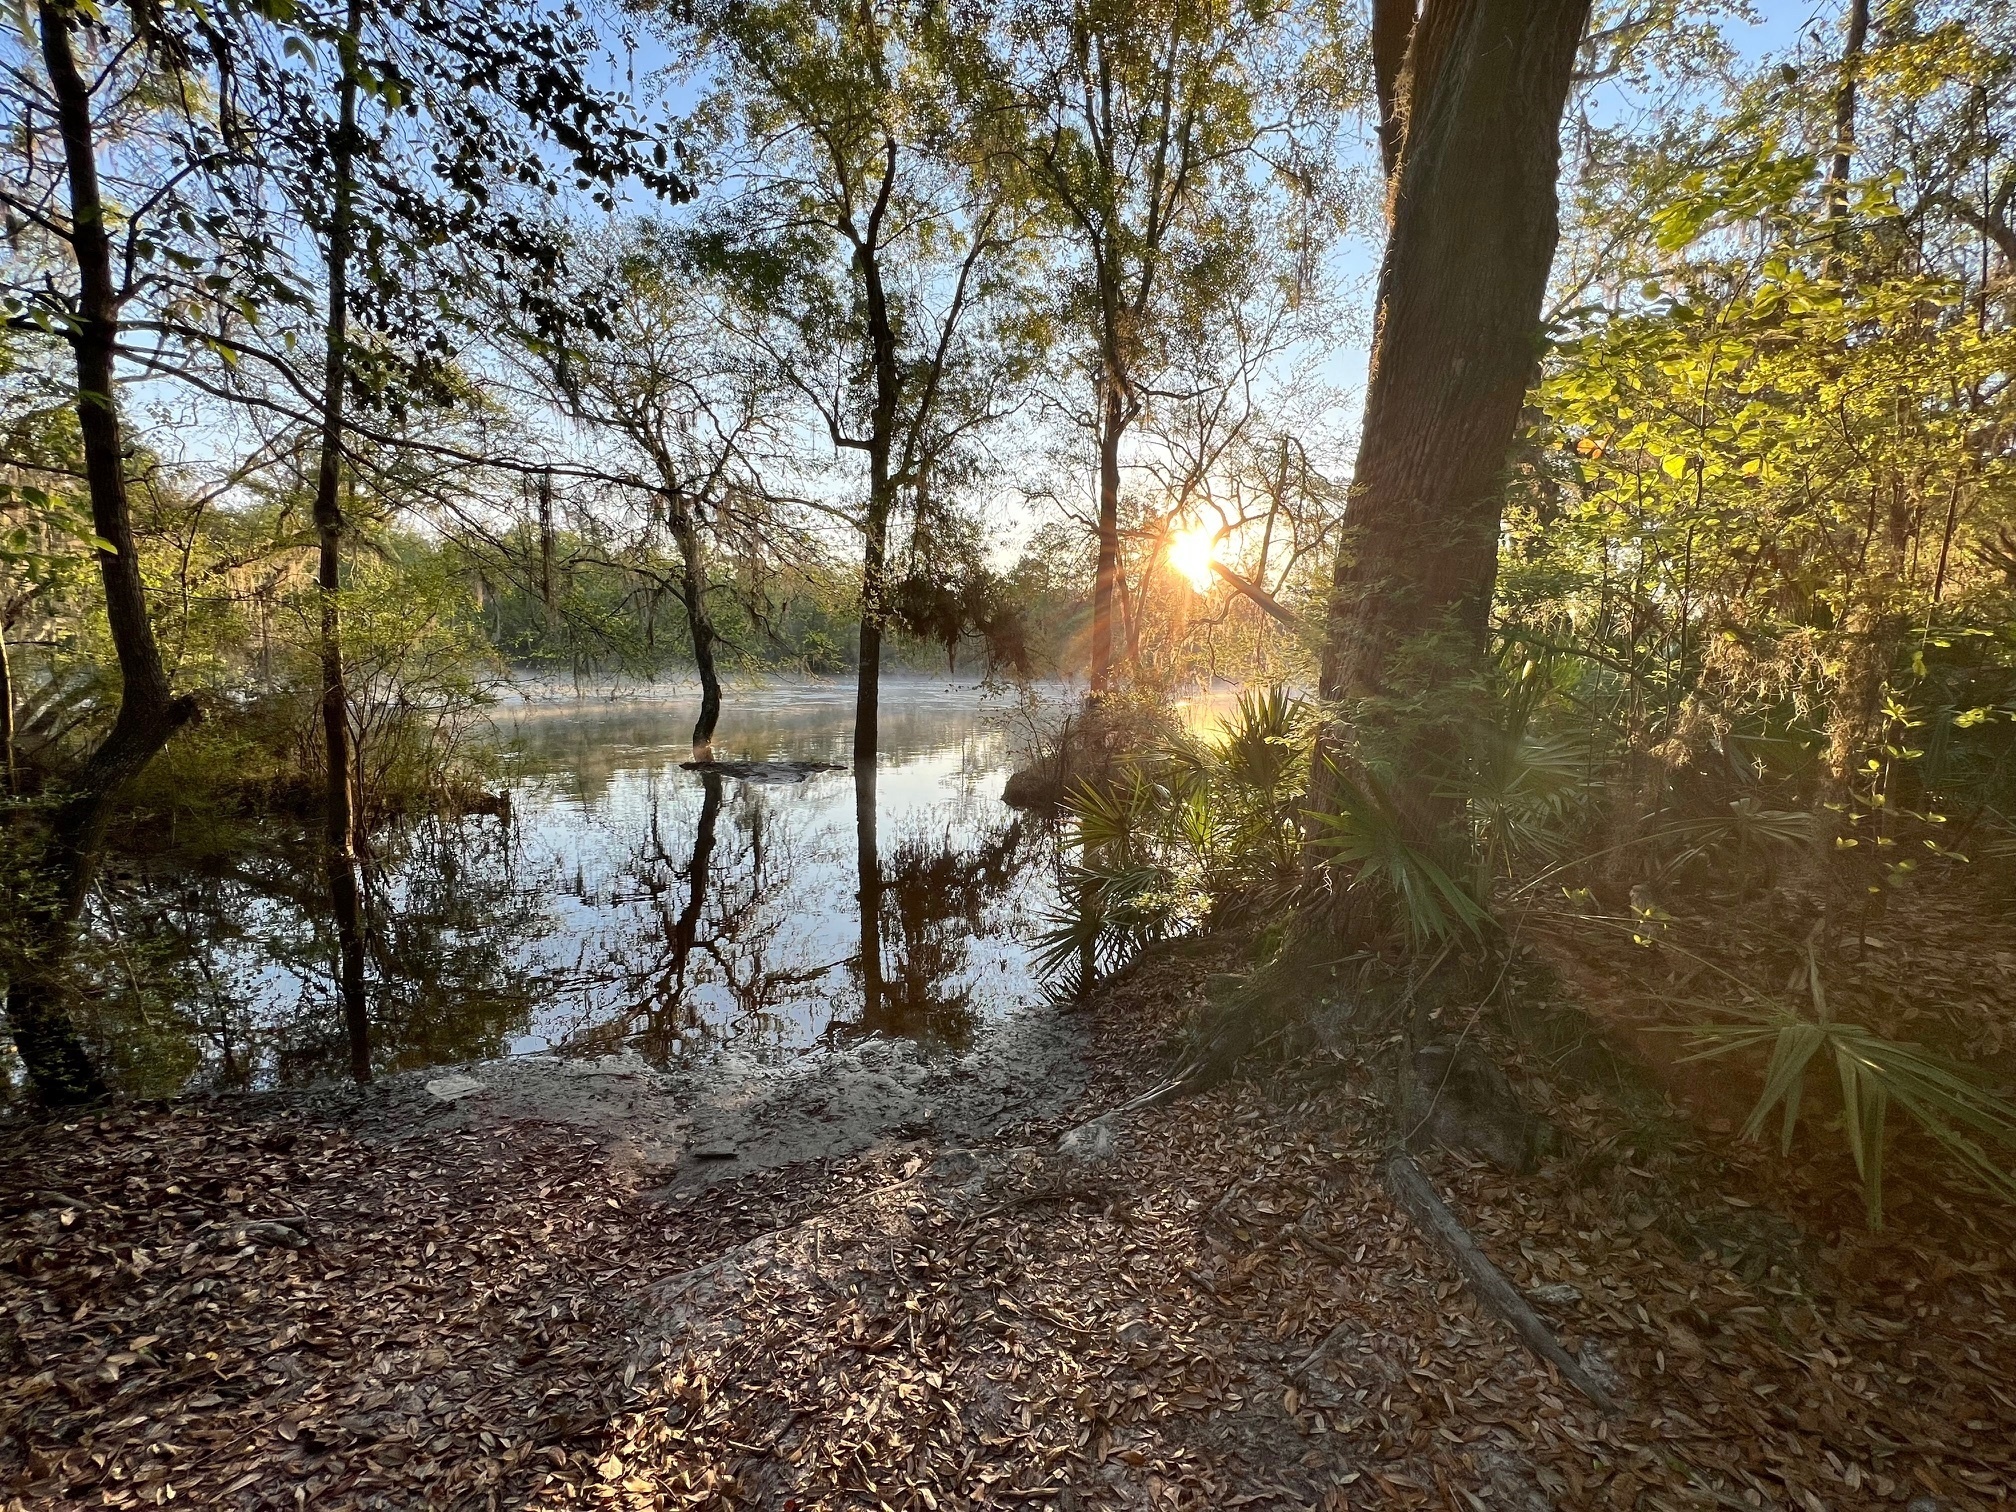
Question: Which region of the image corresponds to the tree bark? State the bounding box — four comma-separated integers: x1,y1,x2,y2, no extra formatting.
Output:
856,764,884,1023
313,0,371,1086
5,4,199,1105
664,488,722,757
1371,0,1417,185
1803,0,1885,915
1,615,15,794
1311,0,1589,847
1825,0,1871,224
852,145,901,785
1089,377,1125,693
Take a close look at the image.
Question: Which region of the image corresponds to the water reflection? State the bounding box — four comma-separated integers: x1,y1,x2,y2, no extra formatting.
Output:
74,681,1060,1092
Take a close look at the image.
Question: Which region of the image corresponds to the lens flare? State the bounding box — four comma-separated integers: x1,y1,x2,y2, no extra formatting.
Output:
1167,526,1217,594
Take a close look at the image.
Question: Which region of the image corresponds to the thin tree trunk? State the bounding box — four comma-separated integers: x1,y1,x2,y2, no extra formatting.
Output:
1,614,14,794
1825,0,1871,225
313,0,370,1086
856,761,884,1023
852,151,900,786
1089,378,1125,694
1804,0,1883,910
1311,0,1590,850
5,4,198,1104
665,489,722,757
851,155,901,1027
538,469,557,629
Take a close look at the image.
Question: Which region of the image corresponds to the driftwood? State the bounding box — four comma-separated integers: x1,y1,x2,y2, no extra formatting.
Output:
1382,1151,1622,1414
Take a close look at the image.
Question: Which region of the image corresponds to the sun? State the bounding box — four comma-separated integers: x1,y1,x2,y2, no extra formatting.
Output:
1167,525,1218,594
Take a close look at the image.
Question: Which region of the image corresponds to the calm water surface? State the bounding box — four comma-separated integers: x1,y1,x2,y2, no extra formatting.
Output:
142,681,1064,1089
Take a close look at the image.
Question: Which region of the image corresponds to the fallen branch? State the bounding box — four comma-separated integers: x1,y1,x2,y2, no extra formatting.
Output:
1290,1315,1360,1378
1381,1151,1622,1414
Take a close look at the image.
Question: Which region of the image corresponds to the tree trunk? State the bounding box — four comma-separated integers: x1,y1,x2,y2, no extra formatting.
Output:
1089,377,1125,693
1798,0,1881,920
538,469,557,630
1,614,14,794
313,0,371,1086
5,4,199,1105
851,173,901,1028
856,760,884,1023
665,489,722,758
853,163,901,785
1825,0,1871,225
1311,0,1589,848
1371,0,1416,185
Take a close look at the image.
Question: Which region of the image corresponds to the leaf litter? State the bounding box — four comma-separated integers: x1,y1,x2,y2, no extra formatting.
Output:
3,948,2013,1510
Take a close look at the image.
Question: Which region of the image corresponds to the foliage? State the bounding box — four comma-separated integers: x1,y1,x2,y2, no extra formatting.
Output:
1306,760,1490,946
1038,686,1329,991
1677,942,2016,1228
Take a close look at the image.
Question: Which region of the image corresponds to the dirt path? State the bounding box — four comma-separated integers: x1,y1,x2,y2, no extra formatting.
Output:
4,952,2014,1510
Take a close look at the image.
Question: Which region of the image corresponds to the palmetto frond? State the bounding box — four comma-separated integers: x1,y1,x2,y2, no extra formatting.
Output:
1305,760,1489,945
1675,962,2016,1228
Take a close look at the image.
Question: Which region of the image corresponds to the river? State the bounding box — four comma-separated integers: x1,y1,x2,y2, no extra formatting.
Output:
84,679,1064,1094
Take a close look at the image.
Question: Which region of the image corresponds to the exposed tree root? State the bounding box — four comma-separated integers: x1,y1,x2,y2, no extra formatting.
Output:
1382,1150,1622,1414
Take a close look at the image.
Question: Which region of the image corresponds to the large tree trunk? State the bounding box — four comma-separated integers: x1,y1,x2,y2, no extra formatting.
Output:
1370,0,1416,185
1311,0,1589,848
665,489,722,758
313,0,371,1086
5,4,198,1105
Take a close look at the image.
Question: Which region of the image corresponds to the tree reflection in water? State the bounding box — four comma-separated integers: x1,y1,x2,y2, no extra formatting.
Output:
851,765,1034,1052
21,688,1063,1099
559,765,1039,1062
64,816,555,1094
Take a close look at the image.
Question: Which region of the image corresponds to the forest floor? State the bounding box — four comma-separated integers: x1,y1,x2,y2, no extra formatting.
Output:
4,945,2016,1512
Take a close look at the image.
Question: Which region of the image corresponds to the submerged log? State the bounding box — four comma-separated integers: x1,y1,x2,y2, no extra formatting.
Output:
679,759,843,784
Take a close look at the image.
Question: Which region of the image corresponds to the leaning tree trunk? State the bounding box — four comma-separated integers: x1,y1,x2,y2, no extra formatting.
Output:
5,3,199,1105
852,171,901,791
665,489,722,758
313,0,371,1086
1311,0,1590,850
1370,0,1415,185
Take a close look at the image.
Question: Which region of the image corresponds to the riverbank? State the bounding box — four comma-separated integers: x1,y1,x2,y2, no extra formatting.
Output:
5,948,2014,1510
